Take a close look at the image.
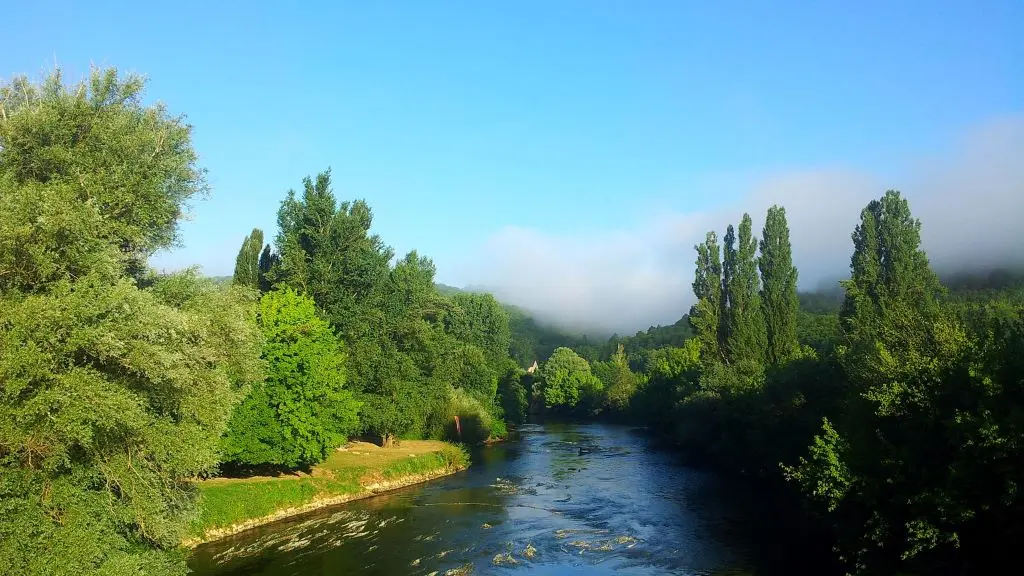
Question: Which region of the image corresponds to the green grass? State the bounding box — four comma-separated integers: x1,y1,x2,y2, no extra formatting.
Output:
189,442,469,540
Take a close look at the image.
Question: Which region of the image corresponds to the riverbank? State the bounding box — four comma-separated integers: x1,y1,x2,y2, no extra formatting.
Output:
184,440,469,547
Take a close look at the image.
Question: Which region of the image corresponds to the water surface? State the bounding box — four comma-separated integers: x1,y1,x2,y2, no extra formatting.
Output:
189,423,806,575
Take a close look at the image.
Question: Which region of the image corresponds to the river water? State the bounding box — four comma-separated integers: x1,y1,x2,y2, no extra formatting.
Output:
189,423,816,575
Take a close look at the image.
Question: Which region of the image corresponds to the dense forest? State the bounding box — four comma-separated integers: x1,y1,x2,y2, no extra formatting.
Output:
2,68,1022,576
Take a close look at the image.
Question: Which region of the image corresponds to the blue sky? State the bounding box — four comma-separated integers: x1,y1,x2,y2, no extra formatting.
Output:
3,1,1021,331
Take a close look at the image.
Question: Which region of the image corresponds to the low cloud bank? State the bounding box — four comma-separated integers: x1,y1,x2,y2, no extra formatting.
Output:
453,115,1024,334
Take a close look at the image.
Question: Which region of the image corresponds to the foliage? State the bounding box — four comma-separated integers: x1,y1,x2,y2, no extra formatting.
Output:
723,213,767,366
437,387,502,445
0,68,261,576
448,292,512,369
540,347,603,411
626,191,1024,574
232,228,264,289
593,345,640,413
759,205,799,366
221,290,360,469
262,171,516,445
690,231,723,366
0,68,207,274
497,363,529,426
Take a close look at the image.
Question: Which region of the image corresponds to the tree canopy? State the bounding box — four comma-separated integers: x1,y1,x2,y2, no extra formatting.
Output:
0,68,262,576
221,289,360,468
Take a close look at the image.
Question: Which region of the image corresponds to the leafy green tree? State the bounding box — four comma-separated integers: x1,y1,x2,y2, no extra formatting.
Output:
0,68,207,277
790,190,962,571
497,362,529,426
448,292,512,369
594,344,639,412
232,228,264,288
631,340,701,430
723,213,767,366
759,205,799,366
222,289,360,468
0,69,262,576
273,171,393,336
540,347,602,410
690,231,723,366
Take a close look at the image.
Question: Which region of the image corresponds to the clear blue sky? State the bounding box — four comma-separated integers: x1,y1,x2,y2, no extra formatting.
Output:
3,0,1021,285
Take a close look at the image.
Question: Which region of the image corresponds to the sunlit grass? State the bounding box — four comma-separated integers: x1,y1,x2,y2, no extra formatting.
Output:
190,441,469,538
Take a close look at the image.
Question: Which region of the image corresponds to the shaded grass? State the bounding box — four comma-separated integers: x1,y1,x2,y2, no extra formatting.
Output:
190,441,469,538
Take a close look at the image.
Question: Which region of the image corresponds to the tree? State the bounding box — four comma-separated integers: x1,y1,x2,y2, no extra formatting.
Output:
839,190,945,404
690,231,723,366
789,190,960,571
497,362,529,426
759,205,799,366
720,224,736,350
272,171,393,336
723,213,767,367
0,68,262,576
540,347,602,410
232,228,264,288
222,290,360,469
0,68,207,277
631,340,701,430
448,292,512,370
257,244,278,292
594,344,639,413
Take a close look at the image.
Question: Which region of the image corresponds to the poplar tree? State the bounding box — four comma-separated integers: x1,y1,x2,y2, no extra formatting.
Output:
723,214,767,366
759,205,799,366
720,224,737,350
840,189,944,400
690,231,723,365
257,244,278,292
232,228,263,288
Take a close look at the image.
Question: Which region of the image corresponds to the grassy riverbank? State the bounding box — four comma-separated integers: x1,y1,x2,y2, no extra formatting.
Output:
186,440,469,546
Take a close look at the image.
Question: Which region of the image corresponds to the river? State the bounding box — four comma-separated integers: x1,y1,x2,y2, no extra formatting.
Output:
189,423,822,575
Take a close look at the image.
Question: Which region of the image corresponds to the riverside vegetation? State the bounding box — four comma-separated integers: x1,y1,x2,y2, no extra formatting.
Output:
2,67,1022,576
0,69,509,576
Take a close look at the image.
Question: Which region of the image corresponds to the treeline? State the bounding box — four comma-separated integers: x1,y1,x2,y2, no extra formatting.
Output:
225,168,516,465
520,194,1023,574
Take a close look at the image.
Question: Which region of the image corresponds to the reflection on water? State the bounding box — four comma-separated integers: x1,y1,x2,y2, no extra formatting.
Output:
188,423,800,575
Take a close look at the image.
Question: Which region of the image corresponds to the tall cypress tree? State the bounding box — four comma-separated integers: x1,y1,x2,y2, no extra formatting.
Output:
690,231,723,365
724,214,767,366
232,228,263,288
759,205,799,366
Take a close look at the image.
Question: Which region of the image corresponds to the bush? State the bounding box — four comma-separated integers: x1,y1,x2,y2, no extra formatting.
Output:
435,388,504,445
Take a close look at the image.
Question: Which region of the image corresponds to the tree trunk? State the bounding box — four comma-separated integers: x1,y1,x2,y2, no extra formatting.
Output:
381,433,394,448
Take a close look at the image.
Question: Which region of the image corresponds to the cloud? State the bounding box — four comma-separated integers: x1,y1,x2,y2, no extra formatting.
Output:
453,115,1024,334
